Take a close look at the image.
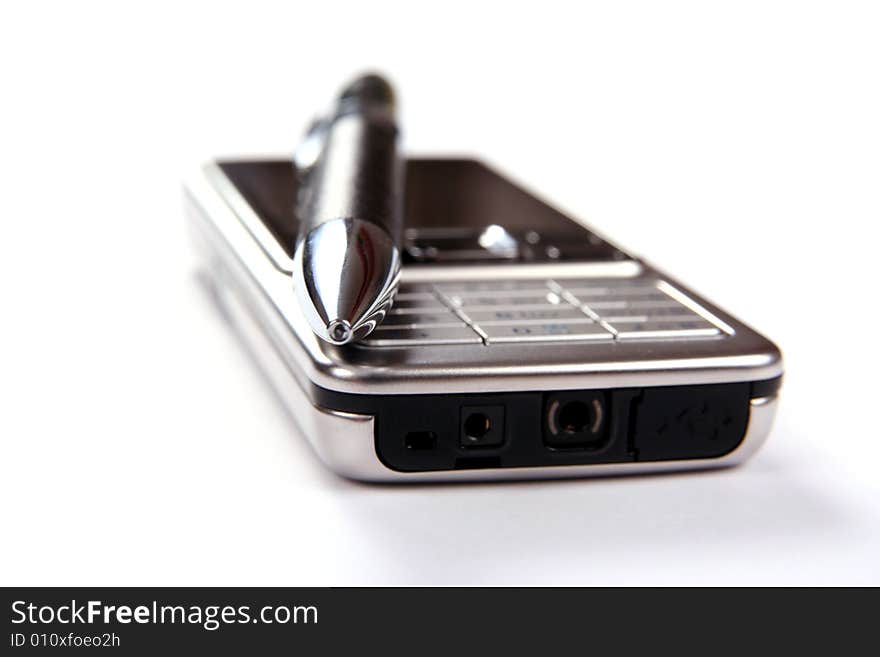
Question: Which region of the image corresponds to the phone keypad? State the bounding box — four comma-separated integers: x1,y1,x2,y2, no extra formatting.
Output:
359,280,728,347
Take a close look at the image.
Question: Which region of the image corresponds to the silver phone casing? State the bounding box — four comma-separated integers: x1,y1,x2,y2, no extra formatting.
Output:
184,159,783,482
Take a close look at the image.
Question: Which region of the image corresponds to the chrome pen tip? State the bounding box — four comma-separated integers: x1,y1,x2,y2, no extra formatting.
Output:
326,319,353,345
293,218,401,345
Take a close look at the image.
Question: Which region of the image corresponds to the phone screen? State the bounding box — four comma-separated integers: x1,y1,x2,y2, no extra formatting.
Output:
218,159,625,264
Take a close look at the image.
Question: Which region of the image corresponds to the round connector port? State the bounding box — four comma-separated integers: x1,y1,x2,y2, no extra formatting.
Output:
544,392,609,450
463,413,491,441
459,406,505,449
558,400,591,434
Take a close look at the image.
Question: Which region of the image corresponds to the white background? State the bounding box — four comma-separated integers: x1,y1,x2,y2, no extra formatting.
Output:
2,1,878,585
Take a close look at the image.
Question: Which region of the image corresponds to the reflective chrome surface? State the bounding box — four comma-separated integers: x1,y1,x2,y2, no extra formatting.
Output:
293,217,401,345
191,234,779,481
185,158,783,481
293,74,403,344
292,118,327,171
187,160,783,396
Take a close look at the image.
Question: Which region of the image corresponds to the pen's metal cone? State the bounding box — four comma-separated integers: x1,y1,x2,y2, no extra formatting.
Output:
293,218,400,345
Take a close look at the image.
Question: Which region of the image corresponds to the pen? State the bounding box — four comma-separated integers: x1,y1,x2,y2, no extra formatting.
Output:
292,74,403,345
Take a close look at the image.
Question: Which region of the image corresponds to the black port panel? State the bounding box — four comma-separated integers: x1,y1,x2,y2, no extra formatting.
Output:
309,377,781,473
455,456,502,470
405,431,437,451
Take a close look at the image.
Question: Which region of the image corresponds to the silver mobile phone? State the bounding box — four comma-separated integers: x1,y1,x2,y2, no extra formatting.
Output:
185,157,782,482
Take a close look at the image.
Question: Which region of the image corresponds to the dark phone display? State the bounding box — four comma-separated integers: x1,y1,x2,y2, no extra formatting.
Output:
218,159,625,264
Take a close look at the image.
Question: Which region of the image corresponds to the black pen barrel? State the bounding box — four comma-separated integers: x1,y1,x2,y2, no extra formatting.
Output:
300,74,402,242
292,74,404,345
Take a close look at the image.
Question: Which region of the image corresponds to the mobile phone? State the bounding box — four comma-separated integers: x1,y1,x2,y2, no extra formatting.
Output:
184,157,782,482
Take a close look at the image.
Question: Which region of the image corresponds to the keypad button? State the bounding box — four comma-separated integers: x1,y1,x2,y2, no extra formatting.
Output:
379,311,466,328
579,300,629,310
614,320,720,340
611,292,673,302
362,326,483,346
482,322,613,343
555,285,613,297
578,299,681,312
396,283,437,295
445,293,565,309
619,299,682,309
466,307,591,325
601,315,650,324
571,290,669,303
394,292,438,301
601,309,702,322
434,280,553,295
558,279,667,301
389,296,449,313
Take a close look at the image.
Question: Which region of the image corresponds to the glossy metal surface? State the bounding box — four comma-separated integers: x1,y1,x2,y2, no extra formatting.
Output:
191,232,778,481
185,159,783,481
293,217,400,344
292,75,403,344
190,160,783,395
